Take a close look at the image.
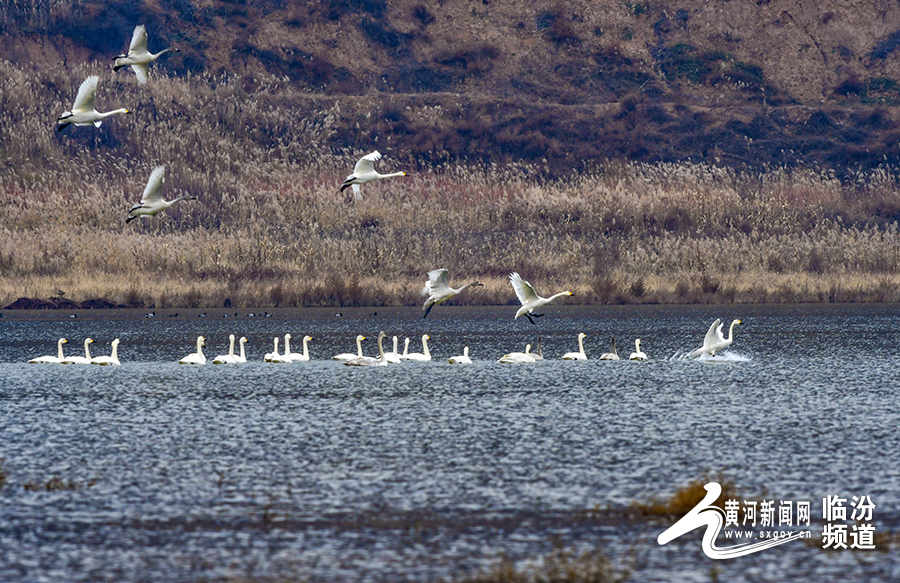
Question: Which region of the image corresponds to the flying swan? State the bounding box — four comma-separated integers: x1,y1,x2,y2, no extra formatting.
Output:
421,269,483,318
340,150,406,200
28,338,68,364
561,332,587,360
509,272,573,324
689,318,742,357
62,338,94,364
91,338,121,365
179,336,206,364
344,331,389,366
126,166,196,223
113,24,179,85
57,75,130,132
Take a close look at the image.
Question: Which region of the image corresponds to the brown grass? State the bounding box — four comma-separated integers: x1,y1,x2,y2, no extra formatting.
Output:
449,549,629,583
2,61,900,308
631,472,741,519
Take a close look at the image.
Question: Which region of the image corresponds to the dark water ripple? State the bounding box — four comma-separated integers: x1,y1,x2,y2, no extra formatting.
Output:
1,305,898,582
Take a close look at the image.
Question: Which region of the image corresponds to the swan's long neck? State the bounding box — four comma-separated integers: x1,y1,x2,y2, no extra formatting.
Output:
197,337,205,357
302,337,310,358
152,48,177,60
457,281,481,294
392,336,398,354
378,171,406,180
578,334,585,355
110,340,119,359
57,339,66,360
548,291,572,302
377,335,386,359
100,108,129,118
463,346,469,357
239,339,246,360
422,335,430,358
402,338,409,356
611,338,618,356
284,335,291,355
84,339,92,360
228,335,235,357
356,337,364,357
726,320,739,343
635,339,641,352
525,344,532,355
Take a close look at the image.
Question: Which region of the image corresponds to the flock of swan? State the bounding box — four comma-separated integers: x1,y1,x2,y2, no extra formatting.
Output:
56,24,407,224
26,318,742,366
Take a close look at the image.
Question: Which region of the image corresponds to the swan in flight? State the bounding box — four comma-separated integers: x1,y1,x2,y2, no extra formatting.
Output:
334,335,366,361
344,331,389,366
401,334,431,361
509,272,573,324
28,338,68,364
598,337,620,360
689,318,742,357
629,338,648,361
113,24,179,85
213,334,237,364
91,338,121,365
56,76,130,132
179,336,206,364
498,344,535,364
340,150,406,200
448,346,472,364
289,335,313,362
561,333,587,360
62,338,95,364
384,336,402,364
421,269,483,318
126,166,196,224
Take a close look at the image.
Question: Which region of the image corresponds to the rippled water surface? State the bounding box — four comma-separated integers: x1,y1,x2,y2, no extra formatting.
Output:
1,304,898,582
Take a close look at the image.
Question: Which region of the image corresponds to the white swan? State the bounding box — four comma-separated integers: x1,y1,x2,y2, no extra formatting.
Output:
62,338,94,364
213,334,237,364
113,24,179,85
598,337,620,360
509,272,573,324
401,334,431,361
90,338,121,365
334,335,366,361
234,337,248,363
28,338,68,364
56,76,130,132
421,269,483,318
289,335,312,362
340,150,406,200
498,344,535,364
384,335,402,364
561,332,587,360
344,331,389,366
629,338,648,361
179,336,206,364
448,346,472,364
690,318,742,357
126,166,196,223
264,337,280,362
401,337,410,358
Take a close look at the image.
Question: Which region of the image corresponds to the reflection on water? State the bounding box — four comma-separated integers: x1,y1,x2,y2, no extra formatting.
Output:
0,304,898,582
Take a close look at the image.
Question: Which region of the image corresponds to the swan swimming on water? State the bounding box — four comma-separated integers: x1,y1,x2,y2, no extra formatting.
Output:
448,346,472,364
598,337,620,360
383,336,402,364
690,318,742,357
401,334,431,361
28,338,68,364
421,269,483,318
91,338,121,365
213,334,237,364
57,75,130,132
344,331,389,366
289,335,312,362
179,336,206,364
113,24,179,85
334,335,366,361
340,151,406,200
62,338,94,364
498,344,535,364
561,332,587,360
509,272,573,324
126,166,196,224
629,338,648,361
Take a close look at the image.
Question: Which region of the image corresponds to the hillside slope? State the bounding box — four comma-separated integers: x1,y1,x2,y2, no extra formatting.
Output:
2,0,900,172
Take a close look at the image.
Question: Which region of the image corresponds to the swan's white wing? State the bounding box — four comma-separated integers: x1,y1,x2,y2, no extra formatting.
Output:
129,25,148,53
426,269,450,294
131,63,150,85
353,150,381,174
72,76,99,112
509,272,539,304
702,318,722,349
715,321,726,343
140,166,166,203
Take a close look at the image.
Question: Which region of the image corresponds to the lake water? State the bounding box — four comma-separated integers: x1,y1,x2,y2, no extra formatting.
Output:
0,304,898,582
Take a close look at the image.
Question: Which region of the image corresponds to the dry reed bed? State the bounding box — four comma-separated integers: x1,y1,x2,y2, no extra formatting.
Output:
1,61,899,307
